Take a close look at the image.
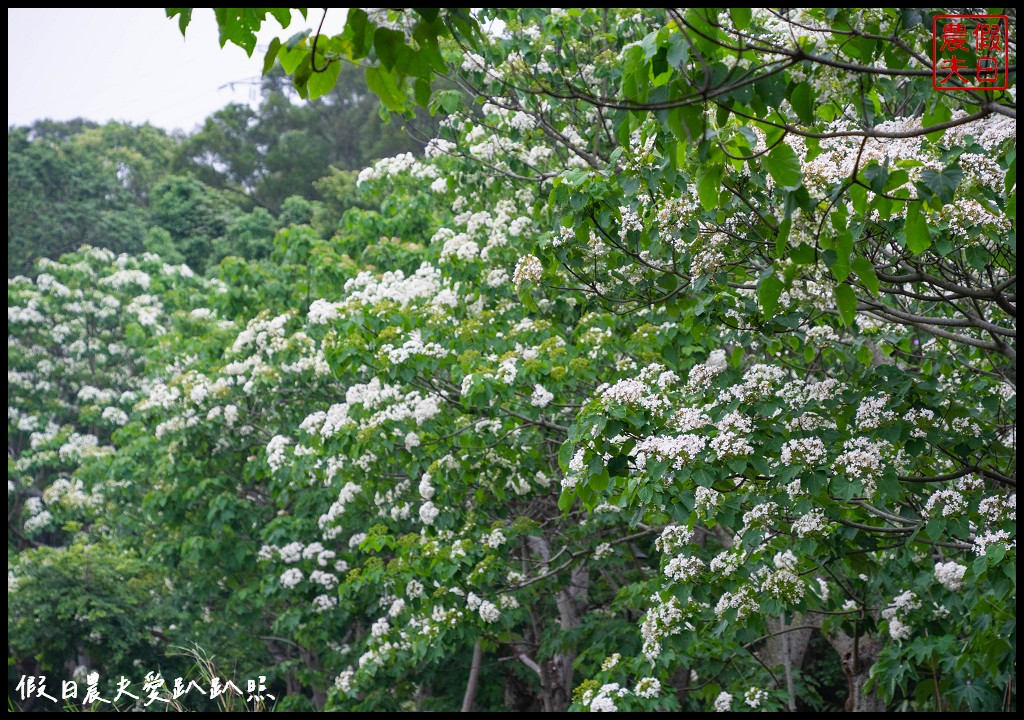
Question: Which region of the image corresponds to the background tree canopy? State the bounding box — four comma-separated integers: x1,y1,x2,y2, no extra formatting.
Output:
7,60,426,276
8,7,1015,714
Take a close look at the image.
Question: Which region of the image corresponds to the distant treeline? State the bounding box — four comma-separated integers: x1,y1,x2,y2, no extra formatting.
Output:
8,65,432,276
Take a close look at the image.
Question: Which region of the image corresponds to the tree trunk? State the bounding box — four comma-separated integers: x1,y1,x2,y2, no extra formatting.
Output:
525,536,589,712
668,666,691,708
758,613,822,709
461,638,483,712
828,629,886,712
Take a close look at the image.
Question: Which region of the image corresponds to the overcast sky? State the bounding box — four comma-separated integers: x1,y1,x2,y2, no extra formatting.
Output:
7,8,347,134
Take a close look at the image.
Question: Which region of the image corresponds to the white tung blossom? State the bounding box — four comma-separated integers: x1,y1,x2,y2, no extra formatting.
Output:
420,501,440,525
512,254,543,286
530,383,554,408
713,691,733,712
933,561,967,591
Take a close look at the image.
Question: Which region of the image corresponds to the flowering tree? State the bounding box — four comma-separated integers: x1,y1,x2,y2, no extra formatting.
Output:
7,248,214,685
179,7,1015,711
8,6,1012,712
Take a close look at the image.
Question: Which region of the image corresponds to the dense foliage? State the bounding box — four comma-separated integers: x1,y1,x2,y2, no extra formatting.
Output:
7,66,424,276
8,7,1016,713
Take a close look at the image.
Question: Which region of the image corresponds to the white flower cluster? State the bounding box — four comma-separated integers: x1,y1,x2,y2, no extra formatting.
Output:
593,542,613,560
755,561,805,604
632,433,707,471
713,691,732,712
100,269,151,290
855,394,895,430
792,510,830,538
583,682,629,712
307,298,343,325
343,263,446,308
924,489,967,518
478,600,501,623
530,384,554,408
42,477,100,510
356,152,437,186
24,509,54,534
726,364,788,402
978,493,1015,523
640,596,687,660
780,437,827,466
485,528,507,549
379,330,451,364
655,525,693,555
664,555,704,583
744,686,769,708
419,501,440,525
933,561,967,591
714,587,758,621
834,437,890,494
881,590,920,642
280,568,303,588
265,435,291,473
58,432,106,462
512,254,543,287
633,677,660,699
599,364,676,414
973,529,1014,556
694,486,721,514
742,502,779,530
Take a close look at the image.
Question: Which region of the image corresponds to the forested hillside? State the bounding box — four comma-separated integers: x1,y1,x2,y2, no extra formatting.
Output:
8,66,426,276
8,8,1015,713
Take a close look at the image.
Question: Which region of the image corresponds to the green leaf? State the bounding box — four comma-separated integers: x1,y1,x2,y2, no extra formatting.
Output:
284,28,311,49
965,245,989,273
904,201,931,254
696,165,724,211
414,77,431,108
666,32,689,67
729,7,752,29
834,283,857,325
792,241,816,264
667,106,704,144
852,256,880,296
262,37,281,75
850,184,867,214
292,54,314,97
307,59,341,100
920,164,963,205
754,74,786,108
790,82,815,125
827,231,853,282
863,162,888,193
557,491,573,512
763,143,802,189
758,272,785,319
268,9,292,28
373,27,407,70
167,8,192,35
607,455,629,477
774,217,792,258
341,8,373,60
923,100,952,142
856,345,873,365
365,65,407,111
277,42,308,74
414,8,440,22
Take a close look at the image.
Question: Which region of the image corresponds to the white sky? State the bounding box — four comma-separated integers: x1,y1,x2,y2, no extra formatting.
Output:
7,8,348,134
